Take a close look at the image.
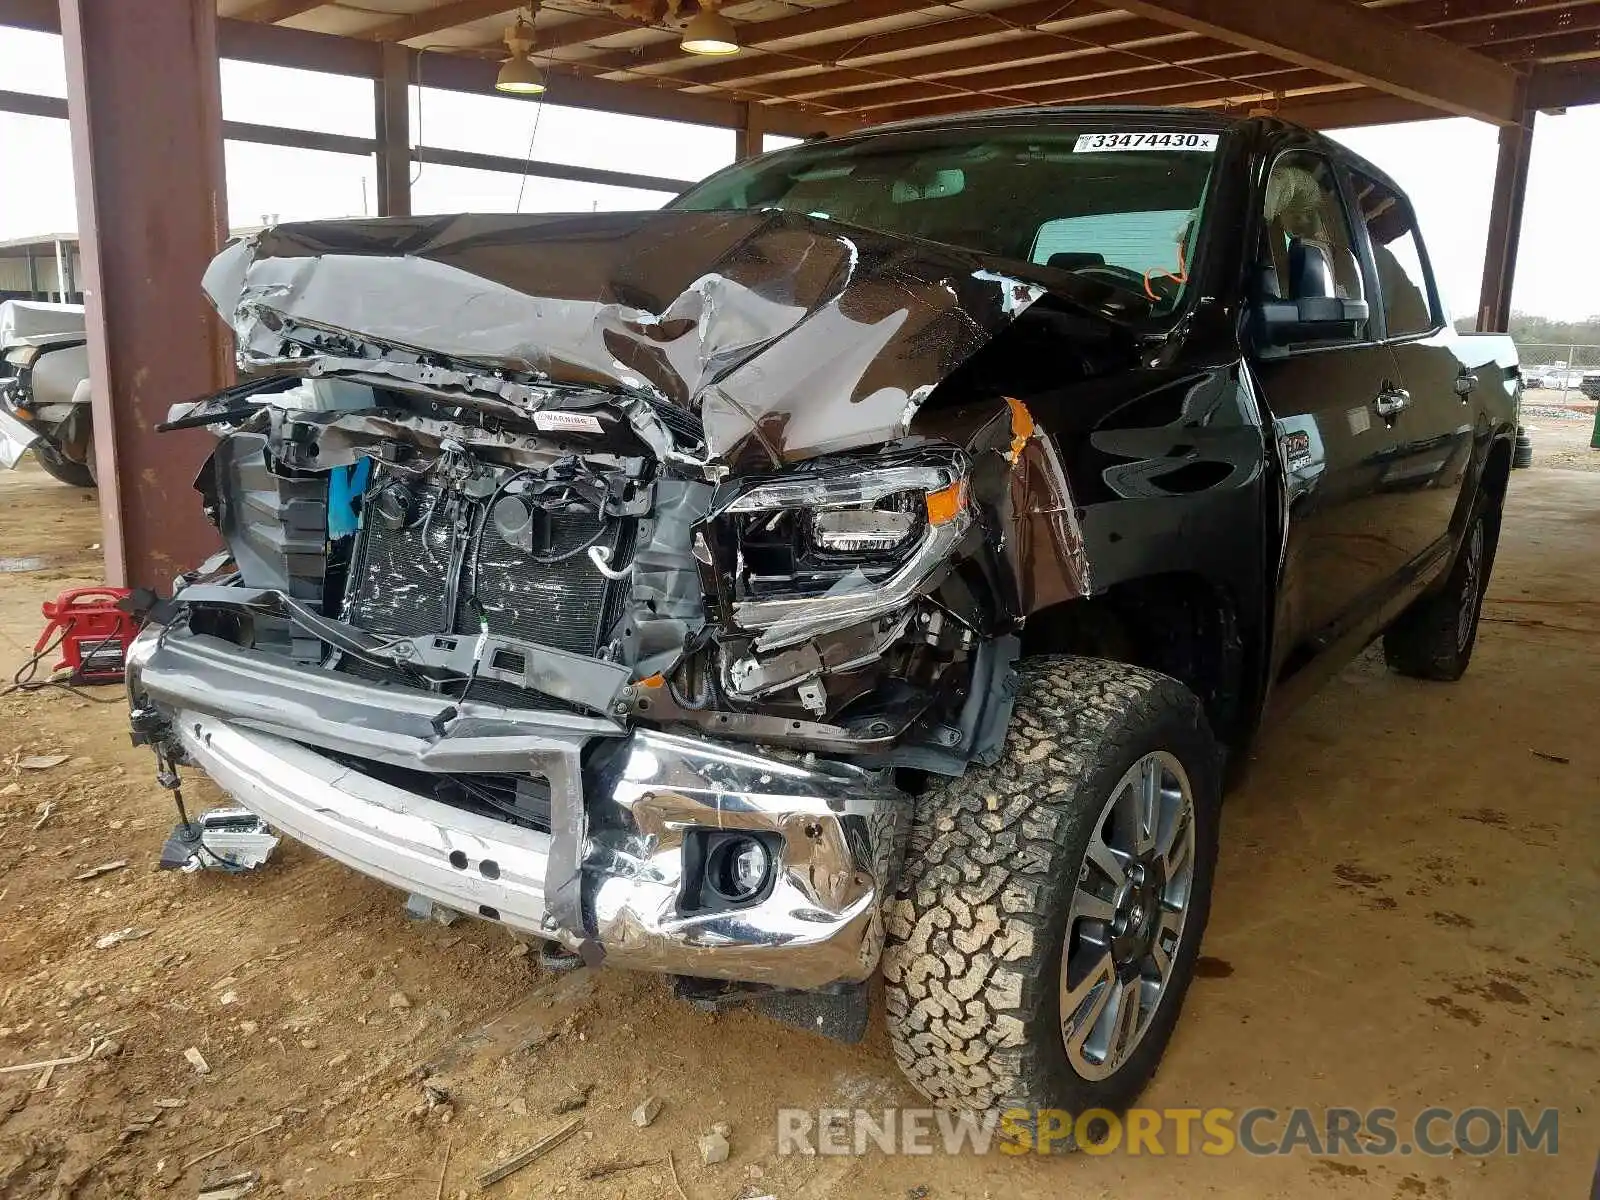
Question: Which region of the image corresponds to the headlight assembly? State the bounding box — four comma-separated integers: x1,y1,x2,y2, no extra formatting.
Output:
708,450,972,651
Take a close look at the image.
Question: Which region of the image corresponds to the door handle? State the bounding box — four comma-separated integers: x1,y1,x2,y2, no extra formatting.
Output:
1374,388,1411,419
1454,371,1478,398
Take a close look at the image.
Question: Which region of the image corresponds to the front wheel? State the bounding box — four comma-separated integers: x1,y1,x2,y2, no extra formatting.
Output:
882,656,1221,1138
33,439,96,488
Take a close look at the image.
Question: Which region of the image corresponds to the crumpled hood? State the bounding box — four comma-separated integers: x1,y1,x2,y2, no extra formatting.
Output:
203,210,1049,465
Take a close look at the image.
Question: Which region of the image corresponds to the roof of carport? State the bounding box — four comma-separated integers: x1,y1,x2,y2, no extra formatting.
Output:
222,0,1600,130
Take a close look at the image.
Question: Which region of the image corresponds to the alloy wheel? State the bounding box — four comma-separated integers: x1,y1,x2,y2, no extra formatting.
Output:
1059,751,1196,1081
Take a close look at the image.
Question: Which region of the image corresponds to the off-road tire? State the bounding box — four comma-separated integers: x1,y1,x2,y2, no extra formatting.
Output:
882,656,1221,1134
1383,490,1499,682
33,440,96,488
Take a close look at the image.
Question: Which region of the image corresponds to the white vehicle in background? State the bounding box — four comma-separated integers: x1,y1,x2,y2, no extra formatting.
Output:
0,300,97,487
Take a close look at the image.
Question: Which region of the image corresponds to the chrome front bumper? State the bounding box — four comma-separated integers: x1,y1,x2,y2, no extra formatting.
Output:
132,627,905,991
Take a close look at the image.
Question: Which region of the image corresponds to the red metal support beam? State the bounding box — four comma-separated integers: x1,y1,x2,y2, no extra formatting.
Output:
1477,112,1535,331
58,0,231,587
375,41,412,216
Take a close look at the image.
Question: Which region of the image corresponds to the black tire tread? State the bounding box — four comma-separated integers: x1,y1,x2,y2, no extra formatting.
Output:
882,655,1212,1112
33,442,96,488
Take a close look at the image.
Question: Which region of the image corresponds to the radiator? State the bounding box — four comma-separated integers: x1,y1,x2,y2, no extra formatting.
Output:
342,473,634,691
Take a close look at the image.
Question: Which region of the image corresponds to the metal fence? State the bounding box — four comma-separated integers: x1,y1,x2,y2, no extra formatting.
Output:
1516,343,1600,409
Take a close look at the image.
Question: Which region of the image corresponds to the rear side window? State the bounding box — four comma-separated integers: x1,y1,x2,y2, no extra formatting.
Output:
1347,170,1438,338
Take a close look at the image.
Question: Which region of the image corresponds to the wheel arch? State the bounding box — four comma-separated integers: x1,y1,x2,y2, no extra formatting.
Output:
1020,571,1257,754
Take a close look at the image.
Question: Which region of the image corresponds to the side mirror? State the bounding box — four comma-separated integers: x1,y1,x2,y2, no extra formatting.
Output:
1255,239,1368,348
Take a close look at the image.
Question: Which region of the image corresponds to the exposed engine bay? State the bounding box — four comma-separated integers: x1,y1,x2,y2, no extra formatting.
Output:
177,368,1015,770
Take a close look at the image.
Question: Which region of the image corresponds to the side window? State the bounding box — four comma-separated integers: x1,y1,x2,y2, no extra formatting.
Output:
1261,151,1368,316
1348,170,1438,338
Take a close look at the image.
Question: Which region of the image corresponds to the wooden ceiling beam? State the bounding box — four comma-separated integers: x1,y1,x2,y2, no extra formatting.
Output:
751,36,1259,103
1436,5,1600,47
1485,26,1600,57
234,0,326,23
1107,0,1522,122
837,55,1302,113
533,0,953,77
1275,87,1445,127
1526,57,1600,103
623,0,1099,90
361,0,523,44
864,66,1346,122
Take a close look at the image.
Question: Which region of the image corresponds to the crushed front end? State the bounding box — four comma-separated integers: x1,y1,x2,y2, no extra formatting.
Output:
129,212,1091,995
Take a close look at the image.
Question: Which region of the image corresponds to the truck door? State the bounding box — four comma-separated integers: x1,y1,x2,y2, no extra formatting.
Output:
1344,167,1474,569
1247,149,1412,660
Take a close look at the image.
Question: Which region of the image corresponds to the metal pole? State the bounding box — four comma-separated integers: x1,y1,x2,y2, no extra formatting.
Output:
1476,114,1534,333
59,0,232,587
53,237,66,302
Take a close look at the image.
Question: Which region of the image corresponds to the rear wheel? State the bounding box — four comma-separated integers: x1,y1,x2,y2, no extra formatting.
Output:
1383,497,1495,682
882,656,1220,1142
33,439,96,488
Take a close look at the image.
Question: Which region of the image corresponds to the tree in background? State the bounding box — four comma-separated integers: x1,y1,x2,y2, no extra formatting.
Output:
1456,313,1600,346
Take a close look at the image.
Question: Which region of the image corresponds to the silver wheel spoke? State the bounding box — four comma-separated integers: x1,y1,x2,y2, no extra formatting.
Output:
1115,760,1159,858
1070,886,1116,926
1162,810,1193,881
1061,951,1115,1060
1084,833,1128,888
1149,909,1182,982
1109,975,1143,1066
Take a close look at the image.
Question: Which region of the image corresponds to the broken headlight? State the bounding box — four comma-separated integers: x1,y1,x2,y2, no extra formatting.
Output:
712,452,972,650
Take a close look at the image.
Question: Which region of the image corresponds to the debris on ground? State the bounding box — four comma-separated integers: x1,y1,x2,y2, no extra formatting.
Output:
580,1156,655,1182
73,859,128,882
698,1128,731,1165
182,1116,285,1171
732,1187,777,1200
184,1046,212,1075
0,1035,113,1075
119,1109,164,1142
476,1117,582,1188
552,1083,593,1114
1531,749,1571,764
388,990,413,1011
94,926,151,950
630,1095,663,1127
29,801,50,828
16,754,69,770
197,1169,260,1200
158,809,279,873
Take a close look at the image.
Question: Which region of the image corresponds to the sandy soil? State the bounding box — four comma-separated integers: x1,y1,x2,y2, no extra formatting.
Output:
0,451,1595,1200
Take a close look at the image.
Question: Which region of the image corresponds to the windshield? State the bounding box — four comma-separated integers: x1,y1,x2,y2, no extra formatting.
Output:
672,122,1223,313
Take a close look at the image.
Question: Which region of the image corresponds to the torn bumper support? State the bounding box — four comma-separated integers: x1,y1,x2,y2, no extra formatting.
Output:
0,405,43,471
129,626,904,991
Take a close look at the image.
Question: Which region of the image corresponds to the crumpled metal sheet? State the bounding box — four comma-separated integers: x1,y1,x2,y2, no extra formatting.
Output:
202,211,1045,469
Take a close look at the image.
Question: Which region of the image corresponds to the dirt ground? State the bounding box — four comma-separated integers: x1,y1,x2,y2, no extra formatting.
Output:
0,438,1595,1200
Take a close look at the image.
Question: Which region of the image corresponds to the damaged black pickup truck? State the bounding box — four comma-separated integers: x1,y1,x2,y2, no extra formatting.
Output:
127,108,1517,1124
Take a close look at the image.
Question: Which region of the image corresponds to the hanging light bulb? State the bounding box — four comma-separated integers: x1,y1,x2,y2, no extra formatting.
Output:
681,0,739,55
496,8,547,94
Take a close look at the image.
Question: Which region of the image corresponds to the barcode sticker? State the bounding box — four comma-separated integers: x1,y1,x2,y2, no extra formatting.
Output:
534,411,604,434
1074,132,1220,153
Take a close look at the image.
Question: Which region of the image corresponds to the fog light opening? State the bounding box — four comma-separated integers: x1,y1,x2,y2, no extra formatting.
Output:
707,835,771,903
